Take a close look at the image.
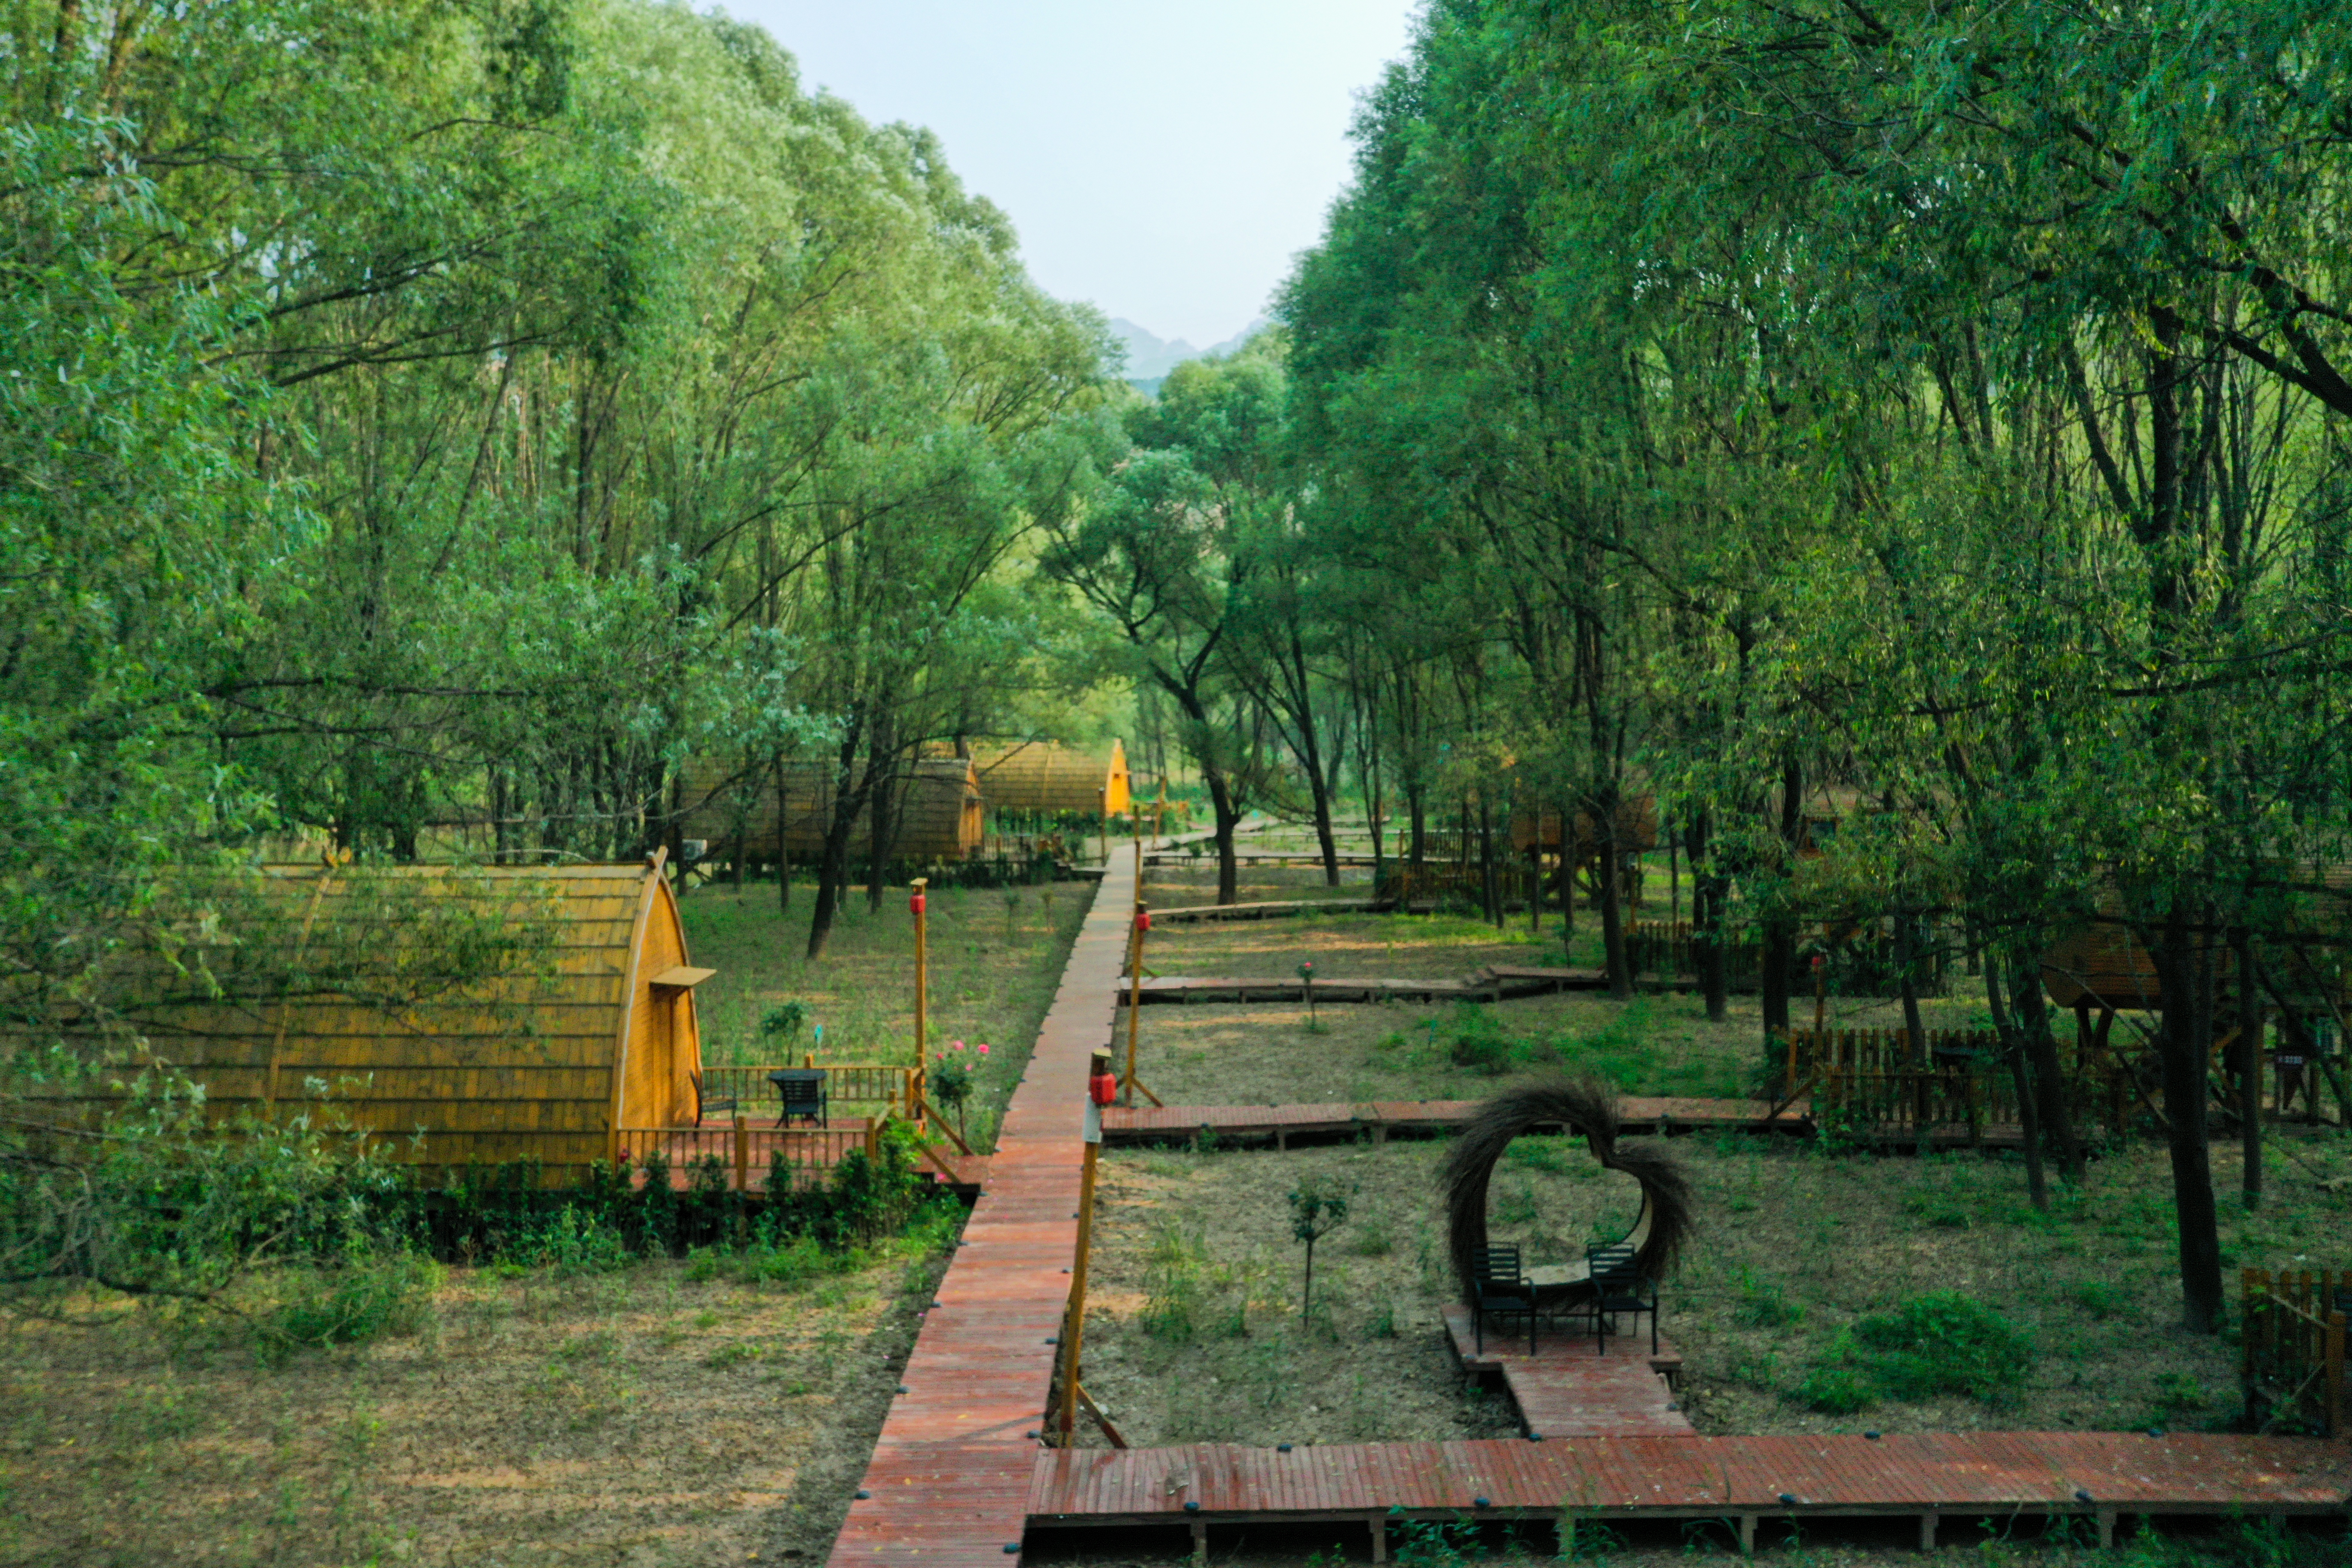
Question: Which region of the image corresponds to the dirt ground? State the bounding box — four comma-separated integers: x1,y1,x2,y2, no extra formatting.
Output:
1072,1127,2352,1454
0,1231,950,1568
0,876,1099,1567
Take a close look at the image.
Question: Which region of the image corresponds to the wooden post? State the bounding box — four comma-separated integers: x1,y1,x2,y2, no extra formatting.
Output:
1124,902,1147,1107
1059,1133,1101,1443
2328,1308,2346,1439
733,1113,749,1192
1098,787,1107,866
911,877,929,1120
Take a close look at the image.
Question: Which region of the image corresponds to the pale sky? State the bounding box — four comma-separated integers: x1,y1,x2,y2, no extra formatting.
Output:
719,1,1422,349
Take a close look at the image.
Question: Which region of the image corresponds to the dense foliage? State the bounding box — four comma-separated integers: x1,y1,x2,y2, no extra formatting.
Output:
1265,0,2352,1331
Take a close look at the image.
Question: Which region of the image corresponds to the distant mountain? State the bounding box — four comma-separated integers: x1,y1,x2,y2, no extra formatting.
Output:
1109,316,1271,392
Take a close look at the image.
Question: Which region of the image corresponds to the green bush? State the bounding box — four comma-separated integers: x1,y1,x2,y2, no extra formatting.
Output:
258,1243,439,1363
1447,1004,1513,1073
1850,1291,2031,1402
1796,1291,2032,1412
1794,1365,1872,1414
1731,1270,1804,1329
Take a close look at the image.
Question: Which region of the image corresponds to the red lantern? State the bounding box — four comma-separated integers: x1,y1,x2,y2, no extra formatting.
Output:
1088,1070,1118,1106
1136,910,1151,932
910,892,926,916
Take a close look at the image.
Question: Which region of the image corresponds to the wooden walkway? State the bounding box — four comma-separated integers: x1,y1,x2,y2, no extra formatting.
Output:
1028,1434,2352,1554
1439,1305,1691,1439
1101,1096,1807,1146
1121,965,1611,1006
828,846,1139,1568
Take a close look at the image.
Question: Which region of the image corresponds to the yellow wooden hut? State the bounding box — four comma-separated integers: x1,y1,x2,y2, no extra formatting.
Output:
39,860,710,1182
960,740,1130,817
681,757,984,863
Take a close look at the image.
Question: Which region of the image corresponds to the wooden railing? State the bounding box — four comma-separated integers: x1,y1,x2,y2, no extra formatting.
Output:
1782,1027,2126,1140
1373,863,1536,906
699,1061,922,1120
614,1119,894,1194
2244,1268,2348,1437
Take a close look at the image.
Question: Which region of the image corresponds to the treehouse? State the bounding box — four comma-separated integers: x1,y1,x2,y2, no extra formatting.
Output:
682,756,985,864
1507,795,1660,860
33,860,710,1183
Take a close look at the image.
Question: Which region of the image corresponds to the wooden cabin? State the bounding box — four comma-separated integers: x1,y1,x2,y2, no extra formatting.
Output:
951,740,1130,817
682,756,984,864
1508,795,1660,859
31,861,709,1183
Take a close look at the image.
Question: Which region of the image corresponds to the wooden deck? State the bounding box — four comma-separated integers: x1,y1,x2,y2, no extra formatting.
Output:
1121,966,1611,1005
1439,1304,1691,1439
1028,1434,2352,1553
1100,1097,1808,1146
827,845,1139,1568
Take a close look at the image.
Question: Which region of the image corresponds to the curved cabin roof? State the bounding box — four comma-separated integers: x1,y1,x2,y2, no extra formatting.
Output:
41,861,706,1181
930,740,1130,817
682,757,983,862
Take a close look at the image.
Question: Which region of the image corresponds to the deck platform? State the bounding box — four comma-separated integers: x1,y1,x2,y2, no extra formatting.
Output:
1100,1096,1807,1146
1439,1305,1690,1438
1028,1434,2352,1553
1121,966,1610,1005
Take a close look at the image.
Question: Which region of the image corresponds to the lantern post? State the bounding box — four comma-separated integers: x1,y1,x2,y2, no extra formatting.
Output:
911,878,930,1116
1060,1050,1117,1444
1124,903,1149,1106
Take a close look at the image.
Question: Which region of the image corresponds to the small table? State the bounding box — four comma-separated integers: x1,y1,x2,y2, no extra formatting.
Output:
768,1068,829,1128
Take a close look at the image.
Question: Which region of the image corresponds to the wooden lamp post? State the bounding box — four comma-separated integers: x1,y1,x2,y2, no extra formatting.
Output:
911,878,929,1122
1124,903,1148,1106
1059,1050,1118,1444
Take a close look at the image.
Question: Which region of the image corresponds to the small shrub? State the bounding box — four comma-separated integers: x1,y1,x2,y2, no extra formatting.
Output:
1796,1291,2031,1413
704,1342,763,1369
1142,1223,1207,1341
1731,1270,1804,1329
2072,1280,2130,1318
1447,1004,1512,1074
1794,1364,1872,1414
258,1244,439,1363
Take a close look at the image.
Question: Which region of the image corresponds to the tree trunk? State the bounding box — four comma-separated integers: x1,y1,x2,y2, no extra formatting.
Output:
1593,793,1633,1000
1760,757,1807,1061
1408,782,1426,869
1690,811,1728,1022
1477,796,1500,928
2153,902,2225,1332
2011,950,2082,1183
864,744,898,915
1984,954,2049,1209
805,735,866,960
1896,910,1927,1063
2235,929,2262,1211
775,756,792,913
1206,766,1241,905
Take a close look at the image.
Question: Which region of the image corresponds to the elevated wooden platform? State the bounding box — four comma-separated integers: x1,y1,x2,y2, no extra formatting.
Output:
1029,1435,2352,1555
828,848,1139,1568
1100,1096,1807,1147
1121,966,1611,1006
1439,1304,1691,1438
1147,898,1394,923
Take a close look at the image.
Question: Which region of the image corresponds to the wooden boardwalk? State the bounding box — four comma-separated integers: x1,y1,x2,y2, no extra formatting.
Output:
1101,1096,1807,1146
1121,966,1611,1006
827,847,1138,1568
1029,1434,2352,1555
1439,1304,1691,1439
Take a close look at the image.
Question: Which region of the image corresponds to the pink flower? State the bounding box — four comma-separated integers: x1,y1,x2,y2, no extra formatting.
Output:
977,1044,990,1055
949,1039,966,1052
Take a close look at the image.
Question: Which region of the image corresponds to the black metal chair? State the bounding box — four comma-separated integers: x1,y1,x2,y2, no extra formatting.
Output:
768,1067,829,1128
691,1070,738,1124
1471,1244,1539,1357
1586,1242,1659,1355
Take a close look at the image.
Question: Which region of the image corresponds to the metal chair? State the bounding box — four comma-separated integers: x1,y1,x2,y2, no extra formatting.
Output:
690,1071,737,1124
768,1067,829,1128
1586,1242,1659,1355
1471,1244,1538,1357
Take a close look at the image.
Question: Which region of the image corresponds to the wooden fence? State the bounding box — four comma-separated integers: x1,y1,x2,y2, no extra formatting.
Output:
1782,1026,2126,1141
1373,863,1536,908
2243,1268,2348,1437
